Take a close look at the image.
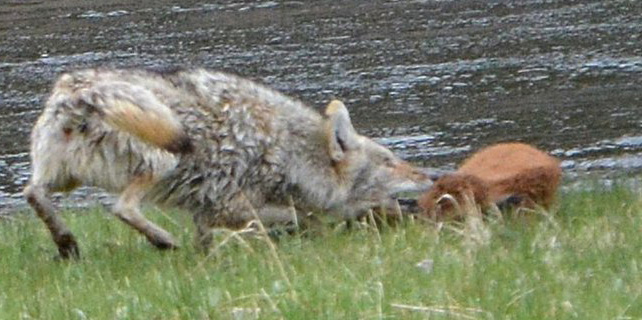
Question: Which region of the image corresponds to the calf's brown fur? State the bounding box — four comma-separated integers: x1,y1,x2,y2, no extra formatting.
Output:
419,143,562,220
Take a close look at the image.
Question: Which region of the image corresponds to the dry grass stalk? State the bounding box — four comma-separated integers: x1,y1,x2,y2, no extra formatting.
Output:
391,303,485,319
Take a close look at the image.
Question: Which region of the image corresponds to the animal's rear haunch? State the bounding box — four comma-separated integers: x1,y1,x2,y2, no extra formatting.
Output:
24,67,433,258
418,143,562,220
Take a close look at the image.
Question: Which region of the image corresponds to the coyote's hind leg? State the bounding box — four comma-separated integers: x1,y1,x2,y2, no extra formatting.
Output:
24,183,80,259
113,175,178,250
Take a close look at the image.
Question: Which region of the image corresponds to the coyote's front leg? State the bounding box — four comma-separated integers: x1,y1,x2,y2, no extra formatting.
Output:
191,202,306,252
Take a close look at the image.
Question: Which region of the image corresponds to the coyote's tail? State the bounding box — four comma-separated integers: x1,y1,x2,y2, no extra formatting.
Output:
75,81,193,154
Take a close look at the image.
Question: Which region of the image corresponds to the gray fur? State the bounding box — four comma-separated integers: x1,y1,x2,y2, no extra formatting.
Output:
24,67,432,257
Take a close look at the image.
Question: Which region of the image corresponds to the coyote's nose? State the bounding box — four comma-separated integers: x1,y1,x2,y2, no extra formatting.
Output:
408,168,433,192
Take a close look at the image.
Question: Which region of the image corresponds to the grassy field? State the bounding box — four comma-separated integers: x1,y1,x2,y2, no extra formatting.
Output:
1,187,641,319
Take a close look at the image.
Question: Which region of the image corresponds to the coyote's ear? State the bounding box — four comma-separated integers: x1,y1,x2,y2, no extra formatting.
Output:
325,100,359,162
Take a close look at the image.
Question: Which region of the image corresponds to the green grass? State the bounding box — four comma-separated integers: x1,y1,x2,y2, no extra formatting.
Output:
1,187,642,319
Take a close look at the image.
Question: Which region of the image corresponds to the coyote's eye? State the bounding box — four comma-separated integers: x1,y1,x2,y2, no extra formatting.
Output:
384,156,396,167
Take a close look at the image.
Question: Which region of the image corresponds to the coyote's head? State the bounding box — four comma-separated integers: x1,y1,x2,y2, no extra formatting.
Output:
321,100,433,219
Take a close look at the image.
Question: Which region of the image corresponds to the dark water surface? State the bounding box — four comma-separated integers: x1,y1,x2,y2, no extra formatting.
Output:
1,0,641,212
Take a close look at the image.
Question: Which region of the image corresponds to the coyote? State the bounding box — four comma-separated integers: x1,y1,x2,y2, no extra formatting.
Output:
24,67,432,258
419,143,562,220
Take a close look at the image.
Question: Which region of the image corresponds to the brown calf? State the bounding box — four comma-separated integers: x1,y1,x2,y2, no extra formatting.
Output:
419,143,562,220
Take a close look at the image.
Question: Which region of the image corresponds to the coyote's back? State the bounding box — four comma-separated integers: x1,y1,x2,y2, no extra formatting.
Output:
25,67,432,258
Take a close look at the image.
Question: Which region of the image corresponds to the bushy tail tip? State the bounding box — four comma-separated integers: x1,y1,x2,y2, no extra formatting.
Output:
75,84,194,154
165,133,194,154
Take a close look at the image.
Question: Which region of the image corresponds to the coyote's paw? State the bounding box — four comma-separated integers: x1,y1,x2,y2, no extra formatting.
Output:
147,233,180,250
55,233,80,260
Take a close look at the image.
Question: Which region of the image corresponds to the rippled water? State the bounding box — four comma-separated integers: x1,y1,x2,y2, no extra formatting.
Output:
1,0,641,212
